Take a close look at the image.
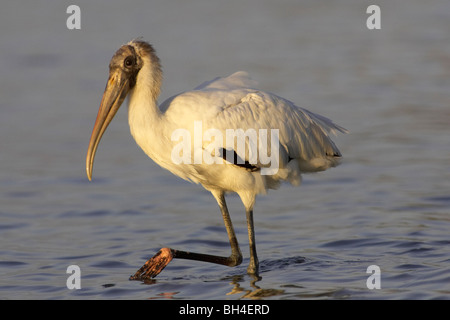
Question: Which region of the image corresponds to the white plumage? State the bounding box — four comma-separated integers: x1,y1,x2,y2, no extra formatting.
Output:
87,40,347,278
131,69,346,202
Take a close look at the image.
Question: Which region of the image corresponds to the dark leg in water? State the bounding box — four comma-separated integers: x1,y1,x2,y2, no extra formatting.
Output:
130,191,243,280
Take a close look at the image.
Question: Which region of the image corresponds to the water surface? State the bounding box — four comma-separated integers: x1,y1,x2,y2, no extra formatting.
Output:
0,0,449,299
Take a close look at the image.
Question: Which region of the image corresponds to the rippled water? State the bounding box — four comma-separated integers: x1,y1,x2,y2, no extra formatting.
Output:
1,0,449,300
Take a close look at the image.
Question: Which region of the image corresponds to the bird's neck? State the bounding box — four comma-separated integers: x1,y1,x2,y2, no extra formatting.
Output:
127,60,171,165
128,82,161,137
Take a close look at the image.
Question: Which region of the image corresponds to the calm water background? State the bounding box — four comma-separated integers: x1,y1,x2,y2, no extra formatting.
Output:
1,0,449,299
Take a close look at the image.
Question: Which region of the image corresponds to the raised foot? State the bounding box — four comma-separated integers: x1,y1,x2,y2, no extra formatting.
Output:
129,247,174,280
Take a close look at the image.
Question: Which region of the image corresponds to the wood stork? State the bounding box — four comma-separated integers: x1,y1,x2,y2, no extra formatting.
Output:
86,39,347,280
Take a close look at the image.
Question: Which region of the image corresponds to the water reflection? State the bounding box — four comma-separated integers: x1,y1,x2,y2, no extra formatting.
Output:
134,255,306,299
226,274,285,299
224,256,306,299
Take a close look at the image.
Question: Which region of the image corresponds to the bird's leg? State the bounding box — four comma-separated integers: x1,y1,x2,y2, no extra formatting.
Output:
130,192,242,280
215,191,243,266
246,208,259,275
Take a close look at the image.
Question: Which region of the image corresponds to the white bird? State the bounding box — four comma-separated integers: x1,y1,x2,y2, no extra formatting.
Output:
86,39,347,280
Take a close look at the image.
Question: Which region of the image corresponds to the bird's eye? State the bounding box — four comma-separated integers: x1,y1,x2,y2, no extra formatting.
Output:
124,56,134,68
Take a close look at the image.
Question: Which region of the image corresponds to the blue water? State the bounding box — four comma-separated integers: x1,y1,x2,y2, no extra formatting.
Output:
1,0,449,299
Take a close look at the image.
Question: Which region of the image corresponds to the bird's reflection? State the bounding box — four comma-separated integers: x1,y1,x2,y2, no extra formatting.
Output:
137,256,305,299
225,274,285,299
137,273,284,299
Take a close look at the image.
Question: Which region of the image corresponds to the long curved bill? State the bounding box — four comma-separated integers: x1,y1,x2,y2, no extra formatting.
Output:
86,70,131,181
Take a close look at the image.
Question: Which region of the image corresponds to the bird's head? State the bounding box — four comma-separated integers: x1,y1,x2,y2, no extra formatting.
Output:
86,39,161,181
